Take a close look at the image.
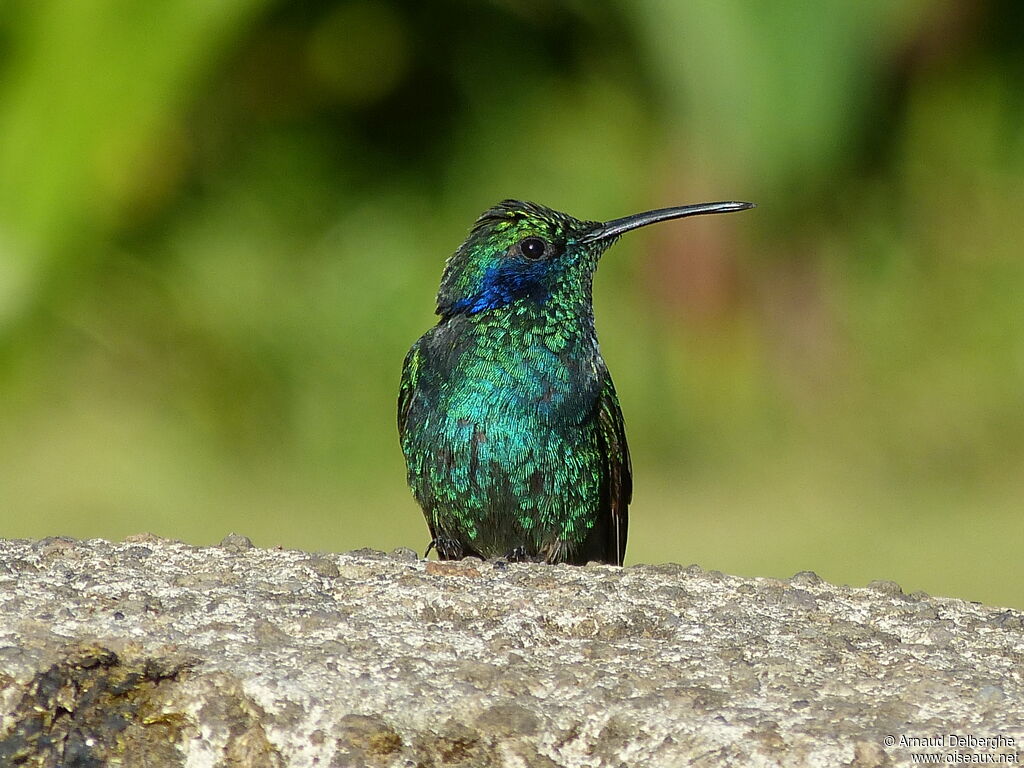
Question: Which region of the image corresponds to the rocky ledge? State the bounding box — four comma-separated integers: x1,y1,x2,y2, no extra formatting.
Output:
0,535,1021,767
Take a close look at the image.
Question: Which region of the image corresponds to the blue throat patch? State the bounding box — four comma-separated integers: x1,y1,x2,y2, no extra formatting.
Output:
451,262,551,314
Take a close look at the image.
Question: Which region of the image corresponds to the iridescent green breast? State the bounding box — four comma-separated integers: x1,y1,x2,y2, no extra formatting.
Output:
400,305,608,561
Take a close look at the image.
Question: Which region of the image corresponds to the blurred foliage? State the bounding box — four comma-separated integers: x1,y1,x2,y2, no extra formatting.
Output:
1,0,1022,606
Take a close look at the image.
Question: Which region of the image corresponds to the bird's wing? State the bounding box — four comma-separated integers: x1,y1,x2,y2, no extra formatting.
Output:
397,340,422,443
595,373,632,565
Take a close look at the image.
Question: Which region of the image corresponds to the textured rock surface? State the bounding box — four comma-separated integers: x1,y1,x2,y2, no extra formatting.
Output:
0,536,1022,767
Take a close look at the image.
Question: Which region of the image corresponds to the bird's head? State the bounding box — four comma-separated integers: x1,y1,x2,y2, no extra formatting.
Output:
435,198,754,317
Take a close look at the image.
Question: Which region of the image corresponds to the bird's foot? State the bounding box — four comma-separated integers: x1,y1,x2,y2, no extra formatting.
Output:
505,546,529,563
502,546,545,563
425,536,464,561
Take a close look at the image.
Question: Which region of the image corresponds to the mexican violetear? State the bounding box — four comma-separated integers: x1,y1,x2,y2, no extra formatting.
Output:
398,199,753,565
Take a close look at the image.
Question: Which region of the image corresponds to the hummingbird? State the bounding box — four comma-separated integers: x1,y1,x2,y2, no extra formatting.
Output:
398,199,754,565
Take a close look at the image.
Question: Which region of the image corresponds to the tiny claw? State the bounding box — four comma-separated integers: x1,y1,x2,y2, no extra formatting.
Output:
504,546,545,563
505,546,529,562
427,537,465,561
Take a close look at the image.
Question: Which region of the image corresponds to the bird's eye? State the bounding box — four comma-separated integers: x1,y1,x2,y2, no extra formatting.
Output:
519,237,547,260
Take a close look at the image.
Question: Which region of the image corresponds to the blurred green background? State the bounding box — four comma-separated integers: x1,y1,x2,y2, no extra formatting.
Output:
1,0,1022,607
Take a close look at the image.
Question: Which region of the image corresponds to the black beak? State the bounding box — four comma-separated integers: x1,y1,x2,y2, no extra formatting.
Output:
581,201,755,243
